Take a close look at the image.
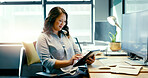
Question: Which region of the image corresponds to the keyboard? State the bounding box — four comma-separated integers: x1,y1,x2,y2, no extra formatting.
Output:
103,51,127,56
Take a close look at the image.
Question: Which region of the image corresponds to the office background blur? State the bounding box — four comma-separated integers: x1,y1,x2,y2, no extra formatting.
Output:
0,0,148,76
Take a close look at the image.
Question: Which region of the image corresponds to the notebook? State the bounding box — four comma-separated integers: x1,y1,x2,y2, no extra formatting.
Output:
111,65,142,75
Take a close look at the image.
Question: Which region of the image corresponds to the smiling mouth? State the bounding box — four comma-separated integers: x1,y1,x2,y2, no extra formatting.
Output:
59,26,62,28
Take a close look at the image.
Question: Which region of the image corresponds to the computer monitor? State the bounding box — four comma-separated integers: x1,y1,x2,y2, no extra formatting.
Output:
122,10,148,64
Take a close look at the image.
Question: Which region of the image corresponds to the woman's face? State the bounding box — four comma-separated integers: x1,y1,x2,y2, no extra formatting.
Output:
52,13,66,33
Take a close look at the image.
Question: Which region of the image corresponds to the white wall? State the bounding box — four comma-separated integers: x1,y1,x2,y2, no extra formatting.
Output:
112,0,122,42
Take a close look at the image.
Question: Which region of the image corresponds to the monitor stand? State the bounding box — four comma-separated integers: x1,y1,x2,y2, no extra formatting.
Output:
125,60,147,66
125,54,148,66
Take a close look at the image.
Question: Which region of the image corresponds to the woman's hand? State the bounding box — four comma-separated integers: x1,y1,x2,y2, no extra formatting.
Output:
69,54,83,65
86,55,95,65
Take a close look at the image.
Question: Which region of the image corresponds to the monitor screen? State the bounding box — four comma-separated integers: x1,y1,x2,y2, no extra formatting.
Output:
122,10,148,62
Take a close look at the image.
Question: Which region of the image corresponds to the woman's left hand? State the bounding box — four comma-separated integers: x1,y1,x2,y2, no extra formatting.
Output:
86,55,95,65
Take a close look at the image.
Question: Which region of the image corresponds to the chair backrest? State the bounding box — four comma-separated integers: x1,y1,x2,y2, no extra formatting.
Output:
19,46,44,77
74,37,82,53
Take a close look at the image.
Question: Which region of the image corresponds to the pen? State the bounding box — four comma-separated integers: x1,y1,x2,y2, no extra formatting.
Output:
119,66,136,69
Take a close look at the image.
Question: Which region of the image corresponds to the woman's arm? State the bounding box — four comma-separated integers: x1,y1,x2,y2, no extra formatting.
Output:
36,34,57,71
54,54,82,69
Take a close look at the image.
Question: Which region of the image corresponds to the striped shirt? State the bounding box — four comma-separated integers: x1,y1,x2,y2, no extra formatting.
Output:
36,32,81,74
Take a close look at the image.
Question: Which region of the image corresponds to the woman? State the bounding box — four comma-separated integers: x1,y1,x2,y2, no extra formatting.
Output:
36,7,95,77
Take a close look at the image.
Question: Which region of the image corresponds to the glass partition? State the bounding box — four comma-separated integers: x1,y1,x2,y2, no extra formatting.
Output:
125,0,148,13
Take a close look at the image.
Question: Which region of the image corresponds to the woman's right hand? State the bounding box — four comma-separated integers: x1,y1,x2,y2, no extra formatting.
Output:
69,54,83,65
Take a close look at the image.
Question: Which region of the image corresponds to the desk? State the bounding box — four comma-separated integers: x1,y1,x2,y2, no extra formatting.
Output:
87,55,148,78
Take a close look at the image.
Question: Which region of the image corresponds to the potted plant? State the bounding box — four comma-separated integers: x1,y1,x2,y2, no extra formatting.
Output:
107,16,122,51
109,31,121,51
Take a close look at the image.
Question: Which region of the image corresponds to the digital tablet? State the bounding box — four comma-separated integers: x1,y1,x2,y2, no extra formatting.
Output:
73,50,99,67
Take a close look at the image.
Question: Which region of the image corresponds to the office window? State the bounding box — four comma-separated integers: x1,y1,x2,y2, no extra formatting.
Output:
0,0,93,43
0,5,43,43
47,0,90,1
125,0,148,13
46,4,91,42
0,0,41,1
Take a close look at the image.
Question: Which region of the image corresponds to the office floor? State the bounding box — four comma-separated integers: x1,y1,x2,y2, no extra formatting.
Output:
0,69,18,78
0,70,37,78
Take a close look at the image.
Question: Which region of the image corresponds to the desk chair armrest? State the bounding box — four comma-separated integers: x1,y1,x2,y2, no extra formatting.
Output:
19,47,25,77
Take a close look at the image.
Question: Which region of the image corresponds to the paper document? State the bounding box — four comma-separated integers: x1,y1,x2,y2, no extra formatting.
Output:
111,65,142,75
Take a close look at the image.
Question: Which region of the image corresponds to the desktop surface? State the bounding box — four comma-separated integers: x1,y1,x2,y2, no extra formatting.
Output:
89,73,148,78
87,55,148,78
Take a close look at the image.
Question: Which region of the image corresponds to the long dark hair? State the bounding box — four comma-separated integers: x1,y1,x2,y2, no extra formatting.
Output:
43,7,69,38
